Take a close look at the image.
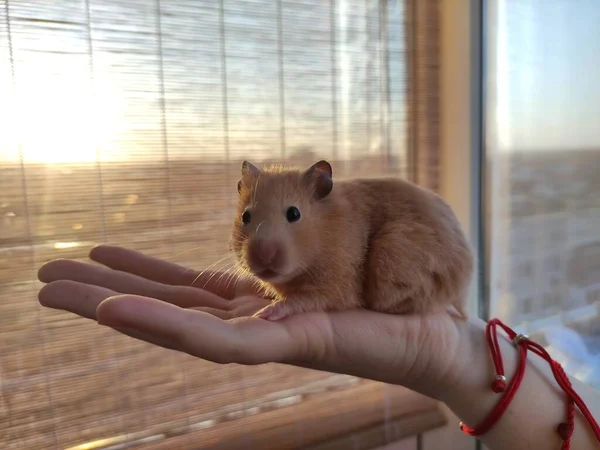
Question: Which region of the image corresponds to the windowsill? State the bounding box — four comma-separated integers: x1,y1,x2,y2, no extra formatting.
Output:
133,381,447,450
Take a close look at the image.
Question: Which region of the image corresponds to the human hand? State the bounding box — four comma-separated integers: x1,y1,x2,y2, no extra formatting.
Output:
37,245,482,403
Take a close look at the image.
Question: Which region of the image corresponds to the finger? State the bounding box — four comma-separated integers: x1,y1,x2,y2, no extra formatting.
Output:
113,327,180,352
38,259,231,309
191,306,232,320
38,280,177,350
38,280,112,320
227,296,272,317
190,296,272,320
90,245,200,286
97,295,301,365
90,245,244,298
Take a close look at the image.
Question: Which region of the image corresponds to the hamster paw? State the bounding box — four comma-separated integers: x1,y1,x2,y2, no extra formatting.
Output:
253,302,292,321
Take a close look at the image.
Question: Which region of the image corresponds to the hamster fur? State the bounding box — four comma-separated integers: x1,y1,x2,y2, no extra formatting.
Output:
230,160,474,321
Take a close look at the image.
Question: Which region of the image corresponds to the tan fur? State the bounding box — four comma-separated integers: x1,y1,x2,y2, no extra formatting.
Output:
230,161,474,318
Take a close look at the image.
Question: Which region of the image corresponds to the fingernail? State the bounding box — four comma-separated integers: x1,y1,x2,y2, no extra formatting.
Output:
96,296,122,326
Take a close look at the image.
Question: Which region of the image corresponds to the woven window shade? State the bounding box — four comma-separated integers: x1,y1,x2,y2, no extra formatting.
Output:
406,0,440,192
0,1,442,448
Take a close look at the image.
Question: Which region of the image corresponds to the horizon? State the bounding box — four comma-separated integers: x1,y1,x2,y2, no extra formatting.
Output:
1,145,599,169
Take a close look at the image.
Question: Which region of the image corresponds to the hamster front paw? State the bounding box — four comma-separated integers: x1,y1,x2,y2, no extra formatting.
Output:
253,301,294,321
253,293,356,321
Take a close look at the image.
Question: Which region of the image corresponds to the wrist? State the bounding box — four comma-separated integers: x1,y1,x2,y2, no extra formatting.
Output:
437,317,585,450
438,317,520,427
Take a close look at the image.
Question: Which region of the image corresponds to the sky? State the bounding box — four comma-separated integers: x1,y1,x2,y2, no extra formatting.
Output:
0,0,599,164
490,0,600,152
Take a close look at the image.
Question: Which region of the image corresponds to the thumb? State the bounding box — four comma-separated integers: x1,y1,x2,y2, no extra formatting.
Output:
96,295,300,365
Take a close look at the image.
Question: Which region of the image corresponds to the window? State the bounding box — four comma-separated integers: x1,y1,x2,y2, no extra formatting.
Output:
484,0,600,388
0,0,446,448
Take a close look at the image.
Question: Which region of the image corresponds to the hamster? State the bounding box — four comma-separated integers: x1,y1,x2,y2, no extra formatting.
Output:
229,159,474,321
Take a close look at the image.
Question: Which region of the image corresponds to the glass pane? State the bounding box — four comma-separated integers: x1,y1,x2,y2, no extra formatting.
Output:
485,0,600,388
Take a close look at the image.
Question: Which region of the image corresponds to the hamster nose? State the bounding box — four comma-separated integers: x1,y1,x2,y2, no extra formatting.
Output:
249,239,279,267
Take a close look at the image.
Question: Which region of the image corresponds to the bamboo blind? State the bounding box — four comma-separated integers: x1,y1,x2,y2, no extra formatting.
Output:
0,1,441,448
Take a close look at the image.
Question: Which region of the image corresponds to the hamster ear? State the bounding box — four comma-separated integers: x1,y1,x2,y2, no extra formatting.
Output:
302,160,333,200
239,160,260,193
241,160,260,177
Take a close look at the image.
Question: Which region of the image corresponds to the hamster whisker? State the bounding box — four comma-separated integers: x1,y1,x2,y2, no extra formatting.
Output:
212,263,243,291
189,256,235,288
199,261,238,291
229,231,247,240
252,174,261,207
223,266,250,297
159,245,208,262
255,220,266,237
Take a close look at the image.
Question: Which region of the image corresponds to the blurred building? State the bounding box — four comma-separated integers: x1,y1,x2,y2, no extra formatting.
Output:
490,150,600,326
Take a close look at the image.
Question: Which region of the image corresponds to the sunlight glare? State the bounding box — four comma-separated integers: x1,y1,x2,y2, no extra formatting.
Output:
53,242,80,249
5,55,121,164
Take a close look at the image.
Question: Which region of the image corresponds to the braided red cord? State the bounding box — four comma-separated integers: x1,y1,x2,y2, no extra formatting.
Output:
460,318,600,449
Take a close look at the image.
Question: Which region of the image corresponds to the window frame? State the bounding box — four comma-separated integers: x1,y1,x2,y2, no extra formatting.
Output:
438,0,486,319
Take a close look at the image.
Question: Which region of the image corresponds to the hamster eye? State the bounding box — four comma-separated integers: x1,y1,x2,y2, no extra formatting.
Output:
241,210,251,224
286,206,301,223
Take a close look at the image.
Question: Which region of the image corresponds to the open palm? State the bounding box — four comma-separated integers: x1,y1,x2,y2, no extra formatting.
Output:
38,245,473,401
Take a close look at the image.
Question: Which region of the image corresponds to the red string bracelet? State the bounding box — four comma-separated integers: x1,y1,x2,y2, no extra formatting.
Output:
459,318,600,449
